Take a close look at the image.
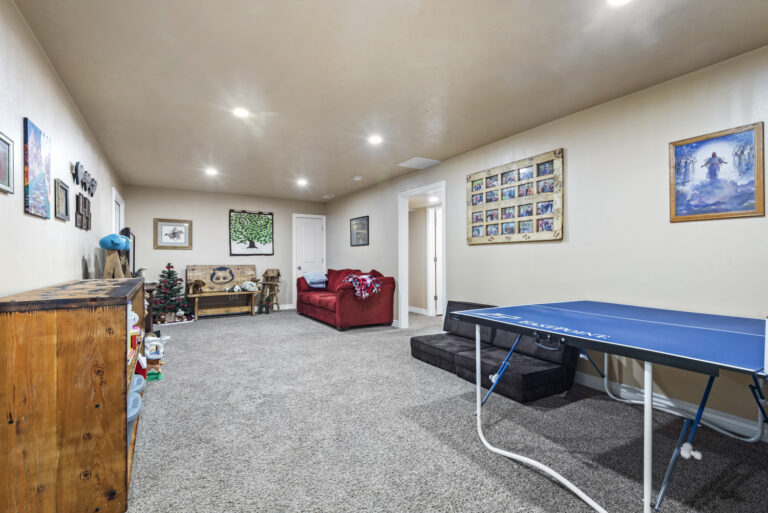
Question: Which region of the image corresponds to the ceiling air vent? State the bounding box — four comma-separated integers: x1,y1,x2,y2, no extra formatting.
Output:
398,157,442,170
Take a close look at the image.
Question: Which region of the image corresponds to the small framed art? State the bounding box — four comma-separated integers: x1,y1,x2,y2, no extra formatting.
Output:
669,122,764,222
467,148,564,244
350,216,369,246
153,218,193,250
54,179,69,221
0,130,13,194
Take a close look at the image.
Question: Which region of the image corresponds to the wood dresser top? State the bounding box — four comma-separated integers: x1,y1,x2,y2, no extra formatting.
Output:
0,278,144,312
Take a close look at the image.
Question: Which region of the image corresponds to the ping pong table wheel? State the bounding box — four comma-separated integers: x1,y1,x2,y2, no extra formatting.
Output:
680,442,702,460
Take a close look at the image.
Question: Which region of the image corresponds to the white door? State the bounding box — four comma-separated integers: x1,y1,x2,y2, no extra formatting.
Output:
427,206,443,316
434,206,443,315
293,214,326,287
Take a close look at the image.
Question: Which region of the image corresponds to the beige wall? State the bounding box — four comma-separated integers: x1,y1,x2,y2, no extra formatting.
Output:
408,207,427,310
124,186,325,305
327,46,768,420
0,1,124,296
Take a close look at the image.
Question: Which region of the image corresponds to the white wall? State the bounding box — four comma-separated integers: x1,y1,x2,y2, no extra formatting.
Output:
408,207,427,310
124,186,326,305
326,46,768,419
0,0,124,296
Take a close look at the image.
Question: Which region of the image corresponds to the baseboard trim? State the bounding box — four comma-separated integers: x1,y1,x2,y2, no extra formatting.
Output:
574,371,767,442
408,307,429,316
280,303,295,310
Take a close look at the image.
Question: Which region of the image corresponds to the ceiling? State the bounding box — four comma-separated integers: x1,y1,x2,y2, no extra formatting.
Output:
14,0,768,201
409,189,442,210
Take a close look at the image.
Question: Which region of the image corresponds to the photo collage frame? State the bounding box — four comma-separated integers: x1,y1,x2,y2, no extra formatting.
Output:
466,148,564,244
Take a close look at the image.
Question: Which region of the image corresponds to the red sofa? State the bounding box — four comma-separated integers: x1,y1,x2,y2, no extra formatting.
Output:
296,268,396,330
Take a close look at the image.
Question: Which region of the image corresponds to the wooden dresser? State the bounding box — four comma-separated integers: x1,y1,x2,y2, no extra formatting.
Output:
0,278,145,513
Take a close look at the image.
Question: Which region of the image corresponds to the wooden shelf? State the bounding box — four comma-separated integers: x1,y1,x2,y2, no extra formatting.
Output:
1,278,145,513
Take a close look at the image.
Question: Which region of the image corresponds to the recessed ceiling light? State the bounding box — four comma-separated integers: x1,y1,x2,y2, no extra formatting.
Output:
606,0,631,7
367,134,383,145
205,167,218,176
428,196,439,203
322,194,335,199
232,107,250,118
352,175,363,181
297,178,308,186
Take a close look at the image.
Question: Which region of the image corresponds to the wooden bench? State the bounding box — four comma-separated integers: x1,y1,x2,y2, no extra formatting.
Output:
186,265,258,319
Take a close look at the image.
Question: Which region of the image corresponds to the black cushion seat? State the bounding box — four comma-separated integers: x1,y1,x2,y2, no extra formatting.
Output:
454,346,570,403
409,300,495,373
409,299,579,404
410,333,493,373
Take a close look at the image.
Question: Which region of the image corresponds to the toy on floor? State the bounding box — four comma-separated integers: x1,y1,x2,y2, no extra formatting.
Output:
145,335,167,382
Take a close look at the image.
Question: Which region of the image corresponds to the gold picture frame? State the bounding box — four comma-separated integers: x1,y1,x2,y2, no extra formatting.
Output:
669,122,764,222
153,218,193,250
466,148,564,244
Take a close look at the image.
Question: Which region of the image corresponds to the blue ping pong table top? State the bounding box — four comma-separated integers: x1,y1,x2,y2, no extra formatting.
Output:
451,301,765,376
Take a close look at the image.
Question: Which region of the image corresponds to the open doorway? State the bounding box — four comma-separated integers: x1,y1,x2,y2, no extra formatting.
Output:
407,192,443,317
397,181,447,329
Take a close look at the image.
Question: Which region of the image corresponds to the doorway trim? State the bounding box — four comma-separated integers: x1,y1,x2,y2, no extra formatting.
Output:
112,187,125,233
292,213,327,309
397,180,447,329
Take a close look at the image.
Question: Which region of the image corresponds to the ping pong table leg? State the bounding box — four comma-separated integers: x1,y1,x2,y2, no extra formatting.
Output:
473,324,609,513
479,334,523,408
644,361,653,513
652,375,715,510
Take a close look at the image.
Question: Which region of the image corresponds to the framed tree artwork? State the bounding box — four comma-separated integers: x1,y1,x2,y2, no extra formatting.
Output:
229,210,274,255
669,122,764,222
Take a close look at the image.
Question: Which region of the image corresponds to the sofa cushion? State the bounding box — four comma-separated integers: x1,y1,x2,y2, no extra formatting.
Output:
442,300,495,342
454,346,569,403
326,268,362,292
411,333,493,373
493,329,579,367
301,291,337,312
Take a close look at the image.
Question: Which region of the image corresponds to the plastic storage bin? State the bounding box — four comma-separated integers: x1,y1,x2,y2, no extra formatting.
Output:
129,374,146,395
126,392,143,448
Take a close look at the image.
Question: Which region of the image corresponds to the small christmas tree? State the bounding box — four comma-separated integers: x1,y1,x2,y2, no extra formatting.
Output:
152,263,190,322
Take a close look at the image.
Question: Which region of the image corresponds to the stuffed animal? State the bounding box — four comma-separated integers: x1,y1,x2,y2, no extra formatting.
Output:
241,280,258,292
190,280,205,295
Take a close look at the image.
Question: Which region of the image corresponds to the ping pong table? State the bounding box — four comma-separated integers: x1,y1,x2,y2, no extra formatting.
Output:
451,300,768,513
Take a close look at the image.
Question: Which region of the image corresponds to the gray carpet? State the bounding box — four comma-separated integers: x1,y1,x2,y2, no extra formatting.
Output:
127,312,768,512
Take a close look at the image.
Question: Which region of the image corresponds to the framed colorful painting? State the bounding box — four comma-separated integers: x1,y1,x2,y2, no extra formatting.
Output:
669,122,764,222
466,148,564,244
0,130,13,194
229,210,273,255
23,118,51,218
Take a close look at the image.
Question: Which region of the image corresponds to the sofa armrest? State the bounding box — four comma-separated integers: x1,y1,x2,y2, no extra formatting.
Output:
334,281,355,293
297,277,313,293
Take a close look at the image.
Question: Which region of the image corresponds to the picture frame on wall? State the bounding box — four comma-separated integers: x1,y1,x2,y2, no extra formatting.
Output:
23,118,51,218
54,179,69,221
669,122,764,222
153,218,193,250
466,148,564,244
0,130,13,194
350,215,369,246
229,210,274,255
